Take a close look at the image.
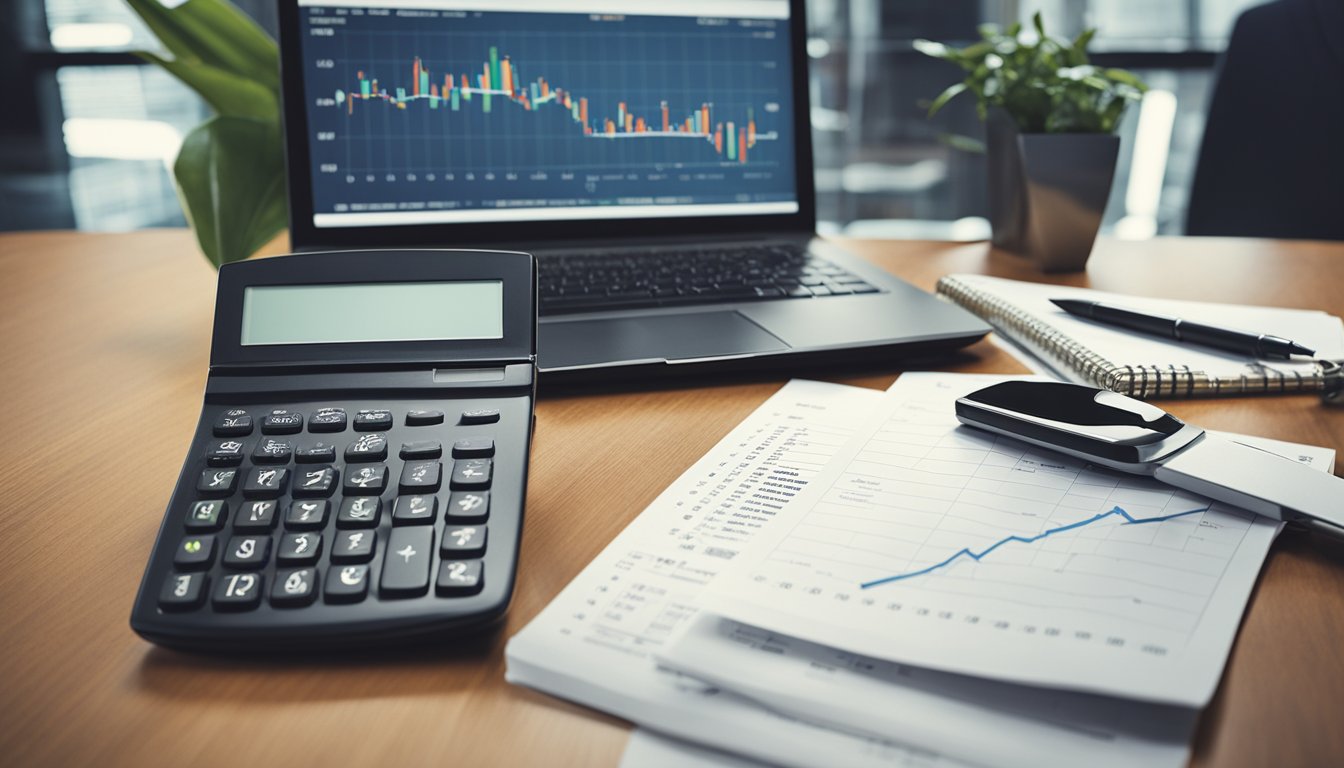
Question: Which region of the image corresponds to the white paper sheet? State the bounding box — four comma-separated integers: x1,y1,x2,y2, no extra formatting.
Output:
506,380,968,768
660,615,1198,768
620,729,775,768
692,373,1335,707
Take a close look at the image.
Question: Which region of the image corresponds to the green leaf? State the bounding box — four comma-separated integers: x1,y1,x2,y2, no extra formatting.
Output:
936,132,986,154
913,39,949,59
124,0,278,90
1104,67,1149,91
136,52,277,120
927,82,967,117
1032,11,1045,38
172,116,287,267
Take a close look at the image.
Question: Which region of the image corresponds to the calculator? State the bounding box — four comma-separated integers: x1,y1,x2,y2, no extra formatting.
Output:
130,249,536,651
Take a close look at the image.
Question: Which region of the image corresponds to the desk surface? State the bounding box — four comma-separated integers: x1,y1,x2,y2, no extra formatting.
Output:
2,231,1342,767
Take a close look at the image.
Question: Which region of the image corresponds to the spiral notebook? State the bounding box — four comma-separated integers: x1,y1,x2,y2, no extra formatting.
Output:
936,274,1344,399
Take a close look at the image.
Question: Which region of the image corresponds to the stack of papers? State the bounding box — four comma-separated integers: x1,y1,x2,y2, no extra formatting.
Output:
507,374,1336,767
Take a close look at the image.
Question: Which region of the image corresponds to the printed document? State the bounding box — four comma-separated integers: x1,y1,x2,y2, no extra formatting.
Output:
689,373,1335,707
506,380,966,768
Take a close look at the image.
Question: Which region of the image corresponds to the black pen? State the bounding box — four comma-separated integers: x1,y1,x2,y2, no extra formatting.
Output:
1050,298,1317,360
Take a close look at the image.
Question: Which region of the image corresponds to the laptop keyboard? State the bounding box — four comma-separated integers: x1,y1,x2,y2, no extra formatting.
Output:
538,243,880,315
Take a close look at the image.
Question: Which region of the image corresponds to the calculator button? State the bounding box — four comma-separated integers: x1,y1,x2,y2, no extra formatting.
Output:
325,564,370,603
337,496,382,527
354,409,393,431
406,409,444,426
436,561,483,596
460,408,500,425
222,535,271,569
213,409,252,437
446,491,490,522
393,495,437,525
213,572,263,610
330,530,377,563
261,409,303,434
235,500,279,531
173,535,215,569
277,532,323,565
295,441,337,464
450,459,493,490
441,525,487,558
399,461,442,493
243,467,290,498
381,527,433,598
185,500,227,531
159,572,207,610
272,568,319,607
251,438,293,464
293,466,338,498
452,438,495,459
308,407,347,433
285,499,329,529
343,464,388,495
197,469,238,497
400,440,442,460
345,433,388,462
205,440,247,466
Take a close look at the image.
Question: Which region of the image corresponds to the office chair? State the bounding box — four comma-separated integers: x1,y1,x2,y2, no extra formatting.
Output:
1185,0,1344,240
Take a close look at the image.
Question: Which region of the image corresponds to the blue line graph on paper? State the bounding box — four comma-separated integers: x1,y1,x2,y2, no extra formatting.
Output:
860,504,1211,589
737,379,1267,645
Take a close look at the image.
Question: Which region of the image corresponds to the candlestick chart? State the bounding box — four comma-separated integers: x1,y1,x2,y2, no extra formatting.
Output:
297,5,798,223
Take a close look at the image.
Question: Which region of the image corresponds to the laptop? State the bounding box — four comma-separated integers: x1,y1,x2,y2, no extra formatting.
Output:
277,0,988,381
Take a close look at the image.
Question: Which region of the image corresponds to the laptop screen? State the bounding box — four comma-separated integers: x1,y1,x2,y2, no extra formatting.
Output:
294,0,799,230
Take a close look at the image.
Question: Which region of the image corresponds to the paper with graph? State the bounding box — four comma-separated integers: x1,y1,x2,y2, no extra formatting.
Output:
694,373,1305,706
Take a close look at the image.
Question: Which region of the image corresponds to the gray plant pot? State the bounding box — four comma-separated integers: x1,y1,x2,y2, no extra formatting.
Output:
986,110,1119,273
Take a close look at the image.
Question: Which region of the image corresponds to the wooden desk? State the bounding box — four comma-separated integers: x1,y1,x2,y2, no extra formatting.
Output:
2,231,1341,767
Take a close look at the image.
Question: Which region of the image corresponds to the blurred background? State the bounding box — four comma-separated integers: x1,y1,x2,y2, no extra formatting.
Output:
0,0,1262,239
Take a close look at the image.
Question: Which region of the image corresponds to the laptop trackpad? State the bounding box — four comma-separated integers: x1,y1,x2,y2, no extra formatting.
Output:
540,311,789,369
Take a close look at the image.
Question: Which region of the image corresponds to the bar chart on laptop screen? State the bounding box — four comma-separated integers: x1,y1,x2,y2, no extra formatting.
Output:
297,2,798,226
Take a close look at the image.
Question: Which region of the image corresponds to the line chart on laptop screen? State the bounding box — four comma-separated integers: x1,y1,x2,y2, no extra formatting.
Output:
297,1,799,226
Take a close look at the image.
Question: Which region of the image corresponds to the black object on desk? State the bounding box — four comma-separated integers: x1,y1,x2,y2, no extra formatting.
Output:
1050,298,1316,360
130,249,537,651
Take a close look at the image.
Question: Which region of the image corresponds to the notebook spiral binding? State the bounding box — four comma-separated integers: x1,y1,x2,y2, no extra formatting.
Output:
936,275,1335,400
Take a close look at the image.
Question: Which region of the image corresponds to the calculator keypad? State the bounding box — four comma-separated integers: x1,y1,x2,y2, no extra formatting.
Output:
154,402,513,625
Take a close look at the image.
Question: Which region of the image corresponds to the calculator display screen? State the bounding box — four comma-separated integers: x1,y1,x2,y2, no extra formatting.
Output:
240,281,504,345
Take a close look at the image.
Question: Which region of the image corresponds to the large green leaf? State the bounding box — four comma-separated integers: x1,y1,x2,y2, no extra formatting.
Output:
137,52,277,120
124,0,278,90
172,116,287,267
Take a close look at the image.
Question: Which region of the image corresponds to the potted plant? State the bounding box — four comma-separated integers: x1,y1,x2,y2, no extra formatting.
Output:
916,14,1147,272
125,0,285,268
